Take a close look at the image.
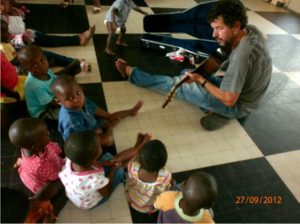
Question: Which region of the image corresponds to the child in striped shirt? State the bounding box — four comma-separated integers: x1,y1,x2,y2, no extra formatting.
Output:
126,140,172,221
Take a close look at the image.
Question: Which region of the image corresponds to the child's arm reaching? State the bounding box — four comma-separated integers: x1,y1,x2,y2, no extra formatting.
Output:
114,133,152,167
97,164,120,197
31,179,64,201
14,157,22,168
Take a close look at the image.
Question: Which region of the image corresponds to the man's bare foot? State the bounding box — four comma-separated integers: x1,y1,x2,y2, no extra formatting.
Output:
80,25,96,46
129,100,144,116
116,41,128,46
104,48,115,56
115,58,132,78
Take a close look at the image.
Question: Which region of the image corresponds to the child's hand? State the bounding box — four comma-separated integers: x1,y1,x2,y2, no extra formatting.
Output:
111,159,122,167
94,128,103,135
14,157,22,168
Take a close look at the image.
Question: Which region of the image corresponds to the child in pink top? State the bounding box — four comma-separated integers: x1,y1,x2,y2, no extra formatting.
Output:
9,117,65,194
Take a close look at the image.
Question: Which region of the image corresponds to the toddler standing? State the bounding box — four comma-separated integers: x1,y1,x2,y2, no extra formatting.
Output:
104,0,149,55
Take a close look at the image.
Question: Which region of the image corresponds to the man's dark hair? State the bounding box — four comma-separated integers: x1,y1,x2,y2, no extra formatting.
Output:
1,187,30,223
208,0,248,29
140,140,168,172
64,131,100,167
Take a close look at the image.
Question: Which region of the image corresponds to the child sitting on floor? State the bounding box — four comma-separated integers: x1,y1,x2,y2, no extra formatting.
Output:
104,0,149,55
59,130,151,209
1,51,26,103
125,139,172,222
8,117,65,197
1,0,95,49
1,18,91,75
51,74,143,146
17,44,86,120
154,172,218,223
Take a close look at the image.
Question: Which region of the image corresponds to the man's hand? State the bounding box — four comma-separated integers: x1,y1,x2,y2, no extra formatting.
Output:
182,71,205,84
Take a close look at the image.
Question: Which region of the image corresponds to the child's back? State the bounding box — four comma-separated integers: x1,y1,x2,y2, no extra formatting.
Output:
126,140,172,213
8,117,64,193
154,172,218,223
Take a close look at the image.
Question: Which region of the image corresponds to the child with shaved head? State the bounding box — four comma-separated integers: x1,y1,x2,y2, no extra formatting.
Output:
51,74,143,146
154,172,218,223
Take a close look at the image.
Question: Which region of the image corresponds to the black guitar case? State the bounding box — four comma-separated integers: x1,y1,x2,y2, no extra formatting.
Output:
141,0,219,59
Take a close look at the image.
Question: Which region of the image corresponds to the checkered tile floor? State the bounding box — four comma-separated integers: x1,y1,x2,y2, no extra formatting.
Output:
1,0,300,222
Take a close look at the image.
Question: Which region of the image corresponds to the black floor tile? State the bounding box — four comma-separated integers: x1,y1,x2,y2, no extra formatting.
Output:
93,34,195,82
85,0,115,6
81,83,108,111
24,4,89,33
172,157,300,223
85,0,148,7
257,11,300,34
240,72,300,156
267,34,300,72
151,7,186,14
132,0,148,7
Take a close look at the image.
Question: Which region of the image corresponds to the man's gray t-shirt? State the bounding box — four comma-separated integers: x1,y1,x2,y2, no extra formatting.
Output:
105,0,136,27
220,25,272,116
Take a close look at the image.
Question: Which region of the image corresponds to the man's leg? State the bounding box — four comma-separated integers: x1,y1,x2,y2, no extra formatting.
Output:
116,59,241,122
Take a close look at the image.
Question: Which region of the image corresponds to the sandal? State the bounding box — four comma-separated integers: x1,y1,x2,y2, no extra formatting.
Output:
92,6,101,14
80,59,92,72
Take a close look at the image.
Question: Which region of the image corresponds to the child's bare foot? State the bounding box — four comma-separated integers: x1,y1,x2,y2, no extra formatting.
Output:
115,58,132,78
80,25,96,46
129,100,144,116
116,41,128,46
134,133,152,148
104,48,115,56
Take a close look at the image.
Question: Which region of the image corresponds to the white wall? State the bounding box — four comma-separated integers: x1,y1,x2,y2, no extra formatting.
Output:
287,0,300,14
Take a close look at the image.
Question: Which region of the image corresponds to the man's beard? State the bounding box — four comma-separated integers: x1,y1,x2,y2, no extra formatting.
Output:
219,41,232,55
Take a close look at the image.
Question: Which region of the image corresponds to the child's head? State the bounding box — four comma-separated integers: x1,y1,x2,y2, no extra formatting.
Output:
8,117,50,152
139,139,167,172
51,75,85,110
64,131,102,167
181,172,218,210
1,19,10,42
17,44,49,77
